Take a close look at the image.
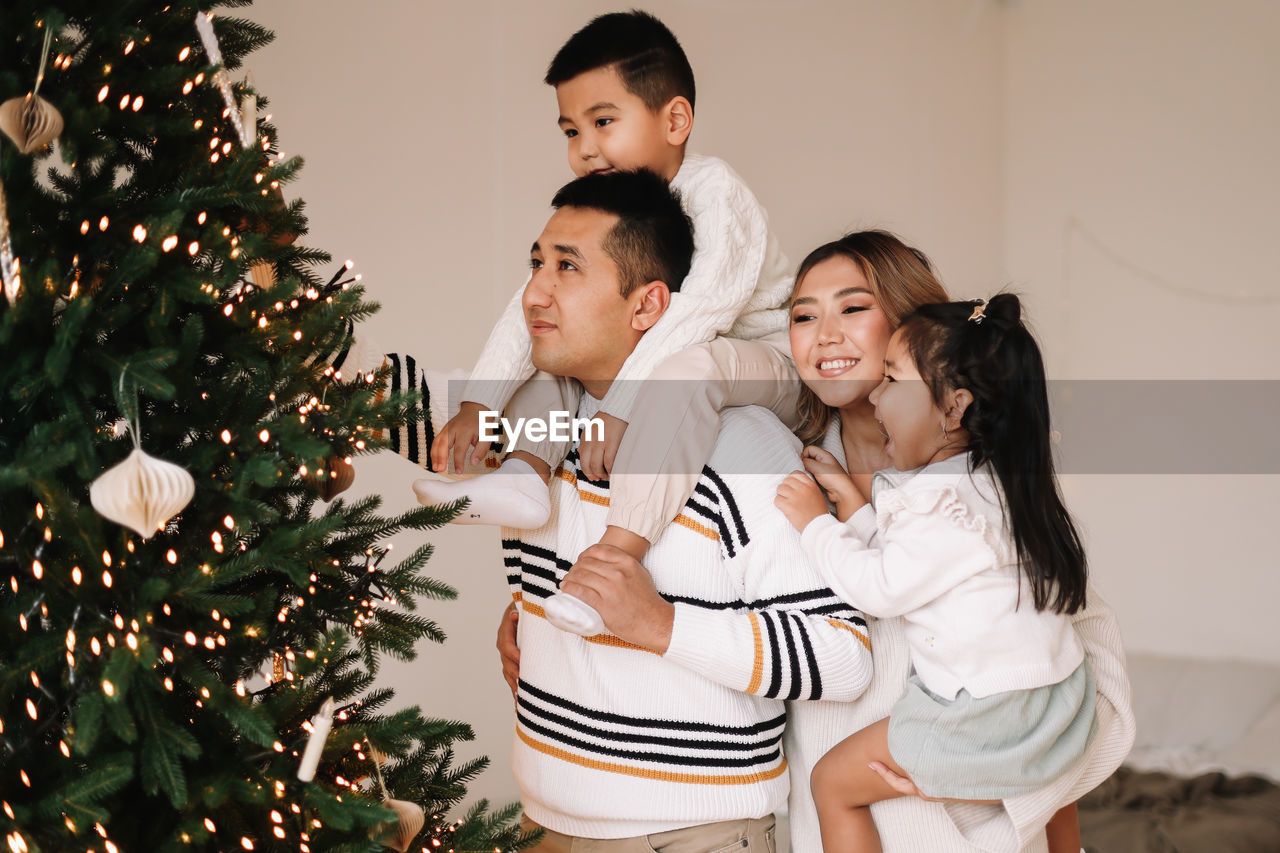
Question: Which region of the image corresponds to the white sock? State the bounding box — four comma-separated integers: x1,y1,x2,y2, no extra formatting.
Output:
412,457,551,529
543,591,606,636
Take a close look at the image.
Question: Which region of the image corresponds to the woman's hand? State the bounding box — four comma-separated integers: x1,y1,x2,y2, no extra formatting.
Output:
775,471,830,532
496,601,520,699
801,446,867,522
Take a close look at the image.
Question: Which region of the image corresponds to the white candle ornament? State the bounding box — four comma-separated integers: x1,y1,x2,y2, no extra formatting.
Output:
193,13,252,148
296,697,334,782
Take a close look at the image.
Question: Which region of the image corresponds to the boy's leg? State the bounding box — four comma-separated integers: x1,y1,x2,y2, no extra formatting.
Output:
545,335,795,637
811,718,905,853
606,333,797,542
413,373,579,528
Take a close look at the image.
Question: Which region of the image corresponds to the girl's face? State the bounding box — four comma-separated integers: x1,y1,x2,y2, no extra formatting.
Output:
869,330,949,470
789,256,894,410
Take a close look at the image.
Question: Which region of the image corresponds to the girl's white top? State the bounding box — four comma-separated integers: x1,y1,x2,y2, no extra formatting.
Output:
800,451,1086,700
784,423,1135,853
462,153,792,421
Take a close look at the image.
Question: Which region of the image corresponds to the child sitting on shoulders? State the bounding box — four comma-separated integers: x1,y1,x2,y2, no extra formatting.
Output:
776,294,1094,852
416,11,798,636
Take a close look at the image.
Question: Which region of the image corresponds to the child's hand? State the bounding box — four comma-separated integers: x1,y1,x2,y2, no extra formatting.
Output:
801,446,868,522
432,400,491,475
775,471,830,532
579,411,627,482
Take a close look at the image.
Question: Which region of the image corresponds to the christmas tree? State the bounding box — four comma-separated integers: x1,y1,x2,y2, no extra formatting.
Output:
0,3,527,851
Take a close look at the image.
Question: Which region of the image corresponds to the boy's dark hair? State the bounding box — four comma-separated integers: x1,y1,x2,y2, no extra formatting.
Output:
551,169,694,297
897,293,1089,615
545,10,696,112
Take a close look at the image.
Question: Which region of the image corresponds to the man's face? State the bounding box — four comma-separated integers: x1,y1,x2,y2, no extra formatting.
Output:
523,206,640,391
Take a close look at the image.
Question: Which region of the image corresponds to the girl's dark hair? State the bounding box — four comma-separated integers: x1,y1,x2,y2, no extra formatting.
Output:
897,293,1087,614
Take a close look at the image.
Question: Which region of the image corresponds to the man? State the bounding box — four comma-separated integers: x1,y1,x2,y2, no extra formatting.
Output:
503,169,873,850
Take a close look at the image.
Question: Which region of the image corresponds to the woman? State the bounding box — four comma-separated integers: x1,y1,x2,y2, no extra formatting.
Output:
497,231,1134,852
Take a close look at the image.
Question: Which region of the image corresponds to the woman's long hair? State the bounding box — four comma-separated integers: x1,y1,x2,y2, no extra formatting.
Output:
897,293,1088,614
791,230,950,444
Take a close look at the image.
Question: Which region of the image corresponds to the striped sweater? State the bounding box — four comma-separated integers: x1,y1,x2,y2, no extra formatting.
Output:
505,405,873,839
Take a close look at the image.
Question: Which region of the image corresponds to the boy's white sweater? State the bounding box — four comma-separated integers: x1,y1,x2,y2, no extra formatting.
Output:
464,154,792,422
506,406,872,838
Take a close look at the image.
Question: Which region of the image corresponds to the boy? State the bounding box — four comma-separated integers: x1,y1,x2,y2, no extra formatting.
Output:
415,11,798,635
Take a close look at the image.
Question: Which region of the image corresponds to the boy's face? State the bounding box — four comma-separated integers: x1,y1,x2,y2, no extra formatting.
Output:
555,65,687,182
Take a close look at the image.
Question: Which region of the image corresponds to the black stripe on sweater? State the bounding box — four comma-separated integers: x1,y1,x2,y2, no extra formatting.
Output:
516,711,783,770
518,679,787,736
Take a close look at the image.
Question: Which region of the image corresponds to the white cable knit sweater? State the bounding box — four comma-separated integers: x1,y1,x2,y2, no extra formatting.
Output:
783,421,1135,853
462,154,792,421
506,406,872,839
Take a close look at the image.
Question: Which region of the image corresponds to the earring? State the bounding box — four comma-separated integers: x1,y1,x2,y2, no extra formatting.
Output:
941,422,948,440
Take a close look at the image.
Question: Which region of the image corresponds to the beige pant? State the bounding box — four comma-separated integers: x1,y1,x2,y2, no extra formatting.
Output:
522,815,776,853
506,333,798,542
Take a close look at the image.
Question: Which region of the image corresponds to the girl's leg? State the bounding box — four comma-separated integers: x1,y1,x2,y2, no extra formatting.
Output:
413,373,578,528
605,333,798,543
1044,802,1081,853
811,719,909,853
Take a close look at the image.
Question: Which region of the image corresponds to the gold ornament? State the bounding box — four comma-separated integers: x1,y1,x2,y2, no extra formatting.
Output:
89,447,195,539
1,28,62,156
313,453,355,502
369,799,424,852
0,93,64,155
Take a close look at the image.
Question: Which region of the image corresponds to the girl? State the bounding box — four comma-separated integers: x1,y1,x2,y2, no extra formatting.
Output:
776,292,1095,852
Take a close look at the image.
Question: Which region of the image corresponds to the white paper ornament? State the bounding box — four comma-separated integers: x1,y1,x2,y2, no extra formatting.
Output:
0,92,64,155
0,174,20,305
370,799,425,853
89,447,195,539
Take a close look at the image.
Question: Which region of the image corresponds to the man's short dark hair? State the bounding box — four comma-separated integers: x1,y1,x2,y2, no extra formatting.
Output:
551,169,694,298
545,10,696,113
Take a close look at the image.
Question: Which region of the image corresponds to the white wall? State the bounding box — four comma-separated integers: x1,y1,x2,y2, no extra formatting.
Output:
249,0,1006,809
1002,0,1280,665
248,0,1278,818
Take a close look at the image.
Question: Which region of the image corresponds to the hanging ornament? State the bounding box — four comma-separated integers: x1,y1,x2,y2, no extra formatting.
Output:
193,12,253,148
312,453,355,502
0,28,63,155
89,448,195,540
366,740,425,853
90,380,195,539
0,175,20,305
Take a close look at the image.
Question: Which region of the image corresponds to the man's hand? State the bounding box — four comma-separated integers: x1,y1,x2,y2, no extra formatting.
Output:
801,445,867,522
432,401,491,475
495,601,520,699
559,544,674,652
578,411,627,482
775,471,830,532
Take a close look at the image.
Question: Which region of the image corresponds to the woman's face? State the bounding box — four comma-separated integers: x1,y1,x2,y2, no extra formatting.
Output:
789,255,894,410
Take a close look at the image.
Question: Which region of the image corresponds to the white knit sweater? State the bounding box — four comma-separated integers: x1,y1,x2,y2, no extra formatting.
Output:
783,422,1136,853
463,153,792,421
506,406,873,839
800,453,1085,701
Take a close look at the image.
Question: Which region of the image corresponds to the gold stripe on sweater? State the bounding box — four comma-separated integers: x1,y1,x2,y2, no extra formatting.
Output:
826,619,871,651
747,613,764,693
517,727,788,785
